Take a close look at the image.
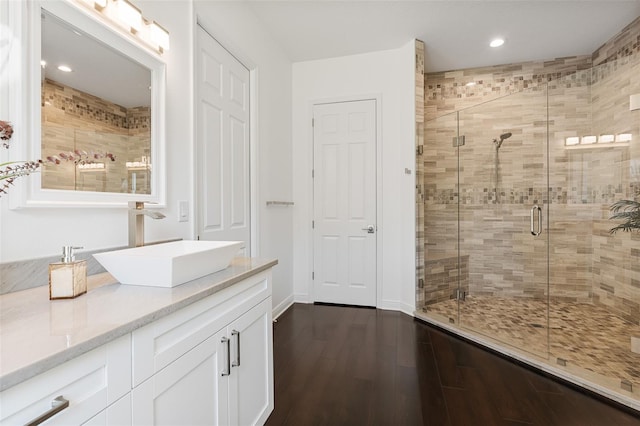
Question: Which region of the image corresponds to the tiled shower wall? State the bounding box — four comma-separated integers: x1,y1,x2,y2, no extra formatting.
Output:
424,56,592,122
420,16,640,323
589,56,640,323
41,79,151,193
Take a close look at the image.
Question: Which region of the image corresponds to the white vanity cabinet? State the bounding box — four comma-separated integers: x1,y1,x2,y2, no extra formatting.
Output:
0,261,275,426
130,270,274,426
0,334,131,425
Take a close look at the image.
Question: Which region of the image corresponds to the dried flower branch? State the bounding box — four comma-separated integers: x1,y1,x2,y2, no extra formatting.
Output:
45,149,116,166
0,160,41,196
0,120,116,197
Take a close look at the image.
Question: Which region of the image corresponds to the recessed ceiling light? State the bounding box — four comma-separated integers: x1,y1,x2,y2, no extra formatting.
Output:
490,38,505,48
57,65,72,72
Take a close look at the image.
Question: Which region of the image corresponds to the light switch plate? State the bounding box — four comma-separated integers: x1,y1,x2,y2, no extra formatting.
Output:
178,200,189,222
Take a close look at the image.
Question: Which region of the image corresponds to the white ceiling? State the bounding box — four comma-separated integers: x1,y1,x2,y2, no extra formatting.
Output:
245,0,640,72
40,1,640,108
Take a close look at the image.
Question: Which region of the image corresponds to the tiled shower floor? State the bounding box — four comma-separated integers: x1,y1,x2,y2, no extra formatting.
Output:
423,296,640,395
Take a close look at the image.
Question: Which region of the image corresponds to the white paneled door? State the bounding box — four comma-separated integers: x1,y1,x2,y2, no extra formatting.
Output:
196,25,250,254
313,100,377,307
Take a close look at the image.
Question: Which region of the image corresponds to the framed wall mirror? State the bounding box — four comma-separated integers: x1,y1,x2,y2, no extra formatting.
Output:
15,0,166,208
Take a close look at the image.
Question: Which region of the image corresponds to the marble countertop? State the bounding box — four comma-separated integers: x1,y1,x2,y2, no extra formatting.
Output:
0,257,277,392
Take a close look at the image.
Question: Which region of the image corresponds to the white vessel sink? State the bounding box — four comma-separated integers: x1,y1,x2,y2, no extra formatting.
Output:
93,240,244,287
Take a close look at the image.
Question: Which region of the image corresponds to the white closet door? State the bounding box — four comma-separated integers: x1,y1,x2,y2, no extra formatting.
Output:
313,100,377,306
196,25,250,254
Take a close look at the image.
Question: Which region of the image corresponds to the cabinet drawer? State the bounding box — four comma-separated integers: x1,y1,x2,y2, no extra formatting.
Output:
132,270,271,386
0,334,131,425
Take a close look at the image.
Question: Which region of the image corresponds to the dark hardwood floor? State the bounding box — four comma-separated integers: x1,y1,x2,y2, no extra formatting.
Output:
265,303,640,426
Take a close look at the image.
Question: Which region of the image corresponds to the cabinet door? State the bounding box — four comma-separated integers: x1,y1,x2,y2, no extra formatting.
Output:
132,270,271,387
228,298,274,426
131,330,229,426
84,394,132,425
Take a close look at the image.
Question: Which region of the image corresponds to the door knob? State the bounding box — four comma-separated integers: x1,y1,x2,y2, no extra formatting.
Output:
362,225,375,234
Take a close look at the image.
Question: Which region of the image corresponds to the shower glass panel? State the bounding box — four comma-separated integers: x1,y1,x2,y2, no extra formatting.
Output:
422,111,461,324
456,87,550,357
420,52,640,407
547,55,640,397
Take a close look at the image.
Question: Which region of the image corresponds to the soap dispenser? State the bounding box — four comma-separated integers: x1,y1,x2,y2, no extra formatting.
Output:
49,246,87,300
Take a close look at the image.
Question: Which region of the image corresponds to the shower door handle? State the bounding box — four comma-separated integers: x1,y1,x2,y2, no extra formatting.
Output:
530,205,542,236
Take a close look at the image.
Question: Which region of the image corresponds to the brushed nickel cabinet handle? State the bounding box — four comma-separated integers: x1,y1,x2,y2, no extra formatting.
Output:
231,330,240,367
25,395,69,426
221,337,231,376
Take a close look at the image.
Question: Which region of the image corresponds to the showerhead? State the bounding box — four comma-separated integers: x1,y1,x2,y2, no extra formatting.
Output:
494,132,512,149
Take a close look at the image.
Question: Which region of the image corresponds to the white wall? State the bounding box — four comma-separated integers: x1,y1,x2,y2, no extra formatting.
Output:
291,41,417,314
1,0,294,316
185,1,294,316
2,0,416,316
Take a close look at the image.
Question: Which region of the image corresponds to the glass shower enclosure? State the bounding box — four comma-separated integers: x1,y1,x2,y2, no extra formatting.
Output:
419,54,640,408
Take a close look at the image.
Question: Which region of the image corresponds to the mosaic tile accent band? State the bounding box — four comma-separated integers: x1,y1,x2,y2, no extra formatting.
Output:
42,79,151,130
592,16,640,67
425,55,592,122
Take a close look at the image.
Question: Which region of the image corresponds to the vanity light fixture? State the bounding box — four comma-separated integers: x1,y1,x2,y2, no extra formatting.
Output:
77,162,106,170
72,0,170,54
57,65,73,72
148,21,170,53
79,0,107,10
126,160,151,170
598,134,615,143
566,133,632,149
115,0,142,33
616,133,633,142
490,38,505,48
565,137,580,146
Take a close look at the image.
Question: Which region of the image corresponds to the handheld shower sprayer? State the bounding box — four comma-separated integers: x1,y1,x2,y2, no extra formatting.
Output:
493,132,512,149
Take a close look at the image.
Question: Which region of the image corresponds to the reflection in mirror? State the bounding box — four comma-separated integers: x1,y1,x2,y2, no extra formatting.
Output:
40,11,152,195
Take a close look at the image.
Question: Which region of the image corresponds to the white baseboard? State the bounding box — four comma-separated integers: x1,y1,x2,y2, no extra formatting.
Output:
293,293,310,304
281,295,415,317
377,300,415,317
272,294,295,320
397,301,416,317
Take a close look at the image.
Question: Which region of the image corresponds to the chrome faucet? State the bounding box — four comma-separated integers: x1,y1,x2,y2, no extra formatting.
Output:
128,201,166,247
